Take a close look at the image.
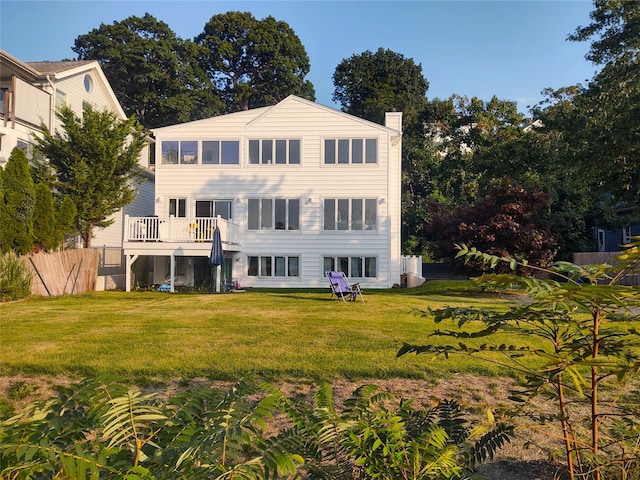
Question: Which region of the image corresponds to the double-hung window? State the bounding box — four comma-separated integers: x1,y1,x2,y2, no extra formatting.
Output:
248,255,300,277
323,256,376,278
324,138,377,164
249,139,301,165
324,198,377,230
248,198,300,231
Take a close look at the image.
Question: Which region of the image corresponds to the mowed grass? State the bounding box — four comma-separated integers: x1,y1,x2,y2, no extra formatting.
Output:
1,281,542,383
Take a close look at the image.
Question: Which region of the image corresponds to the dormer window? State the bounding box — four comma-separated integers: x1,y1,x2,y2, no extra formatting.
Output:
84,74,93,93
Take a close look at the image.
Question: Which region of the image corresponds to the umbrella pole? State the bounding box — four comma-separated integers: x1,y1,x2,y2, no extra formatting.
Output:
216,265,221,293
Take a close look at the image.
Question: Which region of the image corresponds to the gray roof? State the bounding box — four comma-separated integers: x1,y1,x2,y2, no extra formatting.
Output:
25,60,95,75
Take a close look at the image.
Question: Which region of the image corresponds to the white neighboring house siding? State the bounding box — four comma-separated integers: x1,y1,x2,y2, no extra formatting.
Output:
0,51,153,254
92,169,155,248
150,95,402,288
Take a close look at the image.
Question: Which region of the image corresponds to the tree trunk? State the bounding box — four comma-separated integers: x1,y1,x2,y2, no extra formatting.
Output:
82,226,93,248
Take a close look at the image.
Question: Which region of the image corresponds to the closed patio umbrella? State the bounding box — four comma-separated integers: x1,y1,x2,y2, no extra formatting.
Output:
209,227,224,292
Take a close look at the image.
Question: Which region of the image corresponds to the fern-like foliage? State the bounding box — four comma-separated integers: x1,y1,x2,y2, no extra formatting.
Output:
1,378,515,480
465,422,514,468
401,241,640,480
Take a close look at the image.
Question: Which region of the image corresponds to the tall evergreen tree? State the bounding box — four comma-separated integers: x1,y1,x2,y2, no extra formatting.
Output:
0,148,35,254
33,105,146,248
55,196,78,249
32,183,58,251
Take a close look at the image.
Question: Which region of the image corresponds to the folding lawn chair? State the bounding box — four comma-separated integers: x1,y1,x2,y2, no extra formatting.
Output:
326,271,364,302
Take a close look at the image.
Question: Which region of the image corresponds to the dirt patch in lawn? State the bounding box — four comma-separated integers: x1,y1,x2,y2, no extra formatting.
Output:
1,374,569,480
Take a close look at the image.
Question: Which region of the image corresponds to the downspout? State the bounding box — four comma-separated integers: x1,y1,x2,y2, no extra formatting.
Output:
45,74,55,130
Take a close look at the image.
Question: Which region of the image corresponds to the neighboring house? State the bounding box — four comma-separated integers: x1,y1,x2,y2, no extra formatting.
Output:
123,95,410,291
594,220,640,253
0,50,154,288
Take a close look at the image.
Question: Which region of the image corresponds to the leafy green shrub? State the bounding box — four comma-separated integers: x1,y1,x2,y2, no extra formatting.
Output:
0,377,512,479
6,381,38,401
275,382,512,479
399,241,640,480
0,252,33,302
0,377,303,480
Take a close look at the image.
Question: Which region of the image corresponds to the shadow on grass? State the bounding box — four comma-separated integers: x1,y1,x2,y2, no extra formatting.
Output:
150,280,492,303
243,280,490,301
374,280,487,298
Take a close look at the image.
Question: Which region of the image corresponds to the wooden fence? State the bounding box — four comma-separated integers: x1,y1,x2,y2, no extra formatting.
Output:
25,249,100,296
573,252,639,286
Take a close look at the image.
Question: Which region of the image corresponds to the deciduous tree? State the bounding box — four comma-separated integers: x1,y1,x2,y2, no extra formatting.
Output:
333,48,428,125
568,0,640,207
427,180,558,273
74,13,223,128
195,11,315,113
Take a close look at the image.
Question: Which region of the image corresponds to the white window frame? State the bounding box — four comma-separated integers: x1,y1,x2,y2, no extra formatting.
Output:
84,74,94,93
323,255,377,278
248,139,301,165
195,200,233,220
55,89,67,109
596,228,606,252
248,198,300,231
323,198,377,231
160,140,198,165
622,225,632,245
168,197,187,217
202,140,240,165
323,138,378,165
160,140,240,165
247,255,300,277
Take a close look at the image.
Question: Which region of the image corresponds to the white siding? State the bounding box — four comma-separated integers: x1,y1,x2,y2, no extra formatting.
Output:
92,175,155,248
53,68,121,124
148,96,402,288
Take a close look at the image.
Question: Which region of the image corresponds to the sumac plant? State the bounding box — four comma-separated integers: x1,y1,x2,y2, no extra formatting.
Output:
398,240,640,480
0,376,511,479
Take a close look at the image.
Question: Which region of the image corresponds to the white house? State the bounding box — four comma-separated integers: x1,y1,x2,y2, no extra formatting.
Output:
123,95,410,291
0,50,154,287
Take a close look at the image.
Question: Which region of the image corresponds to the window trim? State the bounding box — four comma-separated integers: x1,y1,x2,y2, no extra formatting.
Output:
168,197,188,217
622,225,632,245
248,138,301,165
247,255,300,277
323,255,377,278
323,197,378,231
194,199,233,220
160,139,241,165
323,137,378,165
55,89,67,109
84,74,94,93
248,198,301,231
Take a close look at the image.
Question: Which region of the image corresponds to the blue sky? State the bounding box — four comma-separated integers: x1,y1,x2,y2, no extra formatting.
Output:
1,0,598,114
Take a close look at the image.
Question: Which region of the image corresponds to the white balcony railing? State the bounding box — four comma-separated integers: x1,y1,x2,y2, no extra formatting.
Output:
124,215,240,246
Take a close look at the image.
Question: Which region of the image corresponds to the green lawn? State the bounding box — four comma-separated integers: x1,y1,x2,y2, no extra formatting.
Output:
1,281,537,383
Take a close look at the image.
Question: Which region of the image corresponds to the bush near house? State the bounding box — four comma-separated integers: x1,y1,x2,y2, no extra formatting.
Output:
0,252,33,302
